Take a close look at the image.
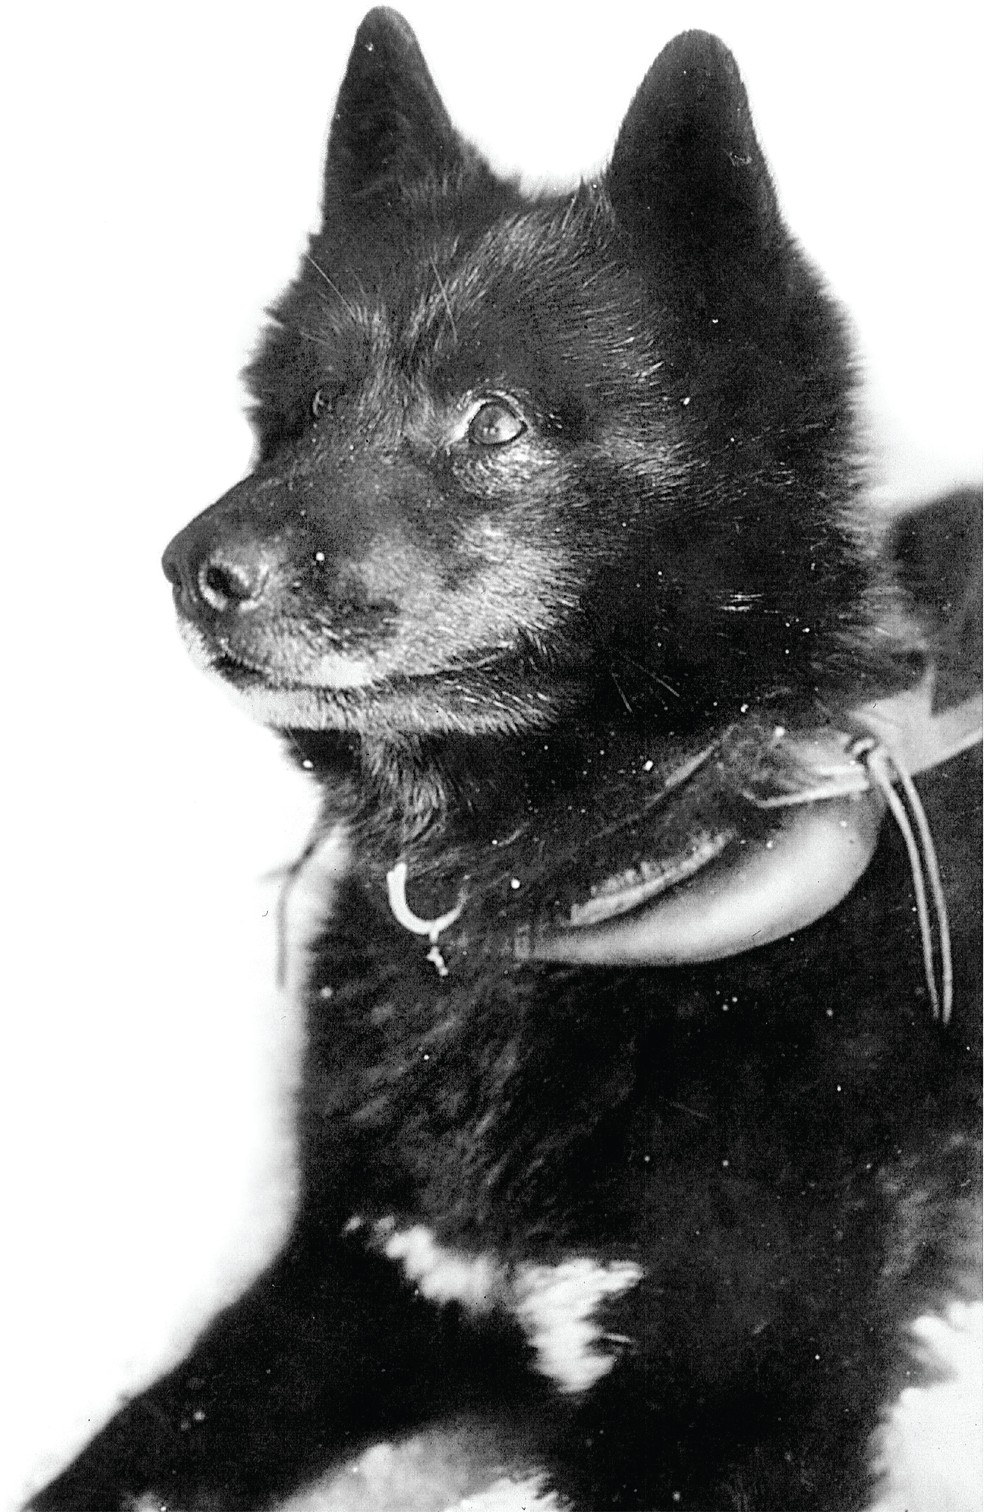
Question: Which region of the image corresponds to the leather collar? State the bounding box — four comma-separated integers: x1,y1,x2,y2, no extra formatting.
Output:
517,680,981,971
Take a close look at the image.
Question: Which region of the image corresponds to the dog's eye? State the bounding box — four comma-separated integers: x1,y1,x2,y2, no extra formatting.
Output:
468,400,525,447
311,388,332,419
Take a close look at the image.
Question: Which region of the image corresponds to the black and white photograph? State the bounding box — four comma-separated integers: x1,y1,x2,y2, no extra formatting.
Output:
5,4,981,1509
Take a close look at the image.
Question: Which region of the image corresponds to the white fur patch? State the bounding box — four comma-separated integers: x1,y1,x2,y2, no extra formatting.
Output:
369,1218,642,1395
455,1479,566,1512
280,1436,566,1512
511,1258,642,1394
377,1221,502,1312
866,1299,983,1512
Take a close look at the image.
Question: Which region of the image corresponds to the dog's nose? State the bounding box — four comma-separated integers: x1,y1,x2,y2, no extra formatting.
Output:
196,547,269,612
162,532,271,616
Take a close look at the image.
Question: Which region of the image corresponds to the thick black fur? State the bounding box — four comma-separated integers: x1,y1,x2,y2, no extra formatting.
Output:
33,12,981,1512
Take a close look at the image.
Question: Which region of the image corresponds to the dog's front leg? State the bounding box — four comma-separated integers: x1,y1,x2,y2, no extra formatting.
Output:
29,1219,521,1511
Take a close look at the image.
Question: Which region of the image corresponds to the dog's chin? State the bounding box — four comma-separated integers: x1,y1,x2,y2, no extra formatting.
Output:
205,653,575,738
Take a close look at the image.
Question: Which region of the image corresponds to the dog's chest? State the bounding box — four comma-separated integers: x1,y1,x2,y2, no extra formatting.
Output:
346,1213,643,1395
278,827,650,1397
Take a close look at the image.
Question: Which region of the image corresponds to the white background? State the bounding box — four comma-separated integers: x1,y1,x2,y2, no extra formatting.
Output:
2,3,980,1506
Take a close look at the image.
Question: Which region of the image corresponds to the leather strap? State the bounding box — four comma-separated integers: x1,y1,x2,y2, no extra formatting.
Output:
519,686,982,968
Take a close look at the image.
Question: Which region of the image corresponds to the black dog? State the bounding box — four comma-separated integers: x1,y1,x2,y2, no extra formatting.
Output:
33,10,981,1510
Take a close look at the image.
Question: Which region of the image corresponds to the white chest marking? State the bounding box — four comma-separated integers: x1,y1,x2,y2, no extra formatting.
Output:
511,1257,643,1393
377,1222,502,1311
369,1218,642,1394
866,1299,983,1512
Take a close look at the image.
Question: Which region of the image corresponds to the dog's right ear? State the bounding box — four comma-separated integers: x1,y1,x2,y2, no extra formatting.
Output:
324,8,466,208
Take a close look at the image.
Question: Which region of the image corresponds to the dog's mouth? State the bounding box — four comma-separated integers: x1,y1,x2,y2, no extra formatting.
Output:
193,636,575,736
210,646,509,692
171,603,582,735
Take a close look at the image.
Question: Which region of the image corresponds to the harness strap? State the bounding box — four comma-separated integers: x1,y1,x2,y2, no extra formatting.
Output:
854,739,953,1023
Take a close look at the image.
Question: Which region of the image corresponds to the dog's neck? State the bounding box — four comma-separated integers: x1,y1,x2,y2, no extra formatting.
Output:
307,712,784,975
294,715,756,957
306,681,980,1013
349,717,717,859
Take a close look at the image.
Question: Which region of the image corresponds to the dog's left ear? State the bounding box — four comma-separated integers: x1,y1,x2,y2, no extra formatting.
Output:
324,8,466,207
607,31,784,310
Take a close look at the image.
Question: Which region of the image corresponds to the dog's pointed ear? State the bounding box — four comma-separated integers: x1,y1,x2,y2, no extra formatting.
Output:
607,32,783,305
324,8,464,206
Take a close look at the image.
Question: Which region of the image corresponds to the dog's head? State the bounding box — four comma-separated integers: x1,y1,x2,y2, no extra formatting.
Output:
164,9,899,743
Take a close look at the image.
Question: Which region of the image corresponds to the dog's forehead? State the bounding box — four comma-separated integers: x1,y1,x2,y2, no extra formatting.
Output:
372,208,644,395
433,203,621,328
294,195,650,413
